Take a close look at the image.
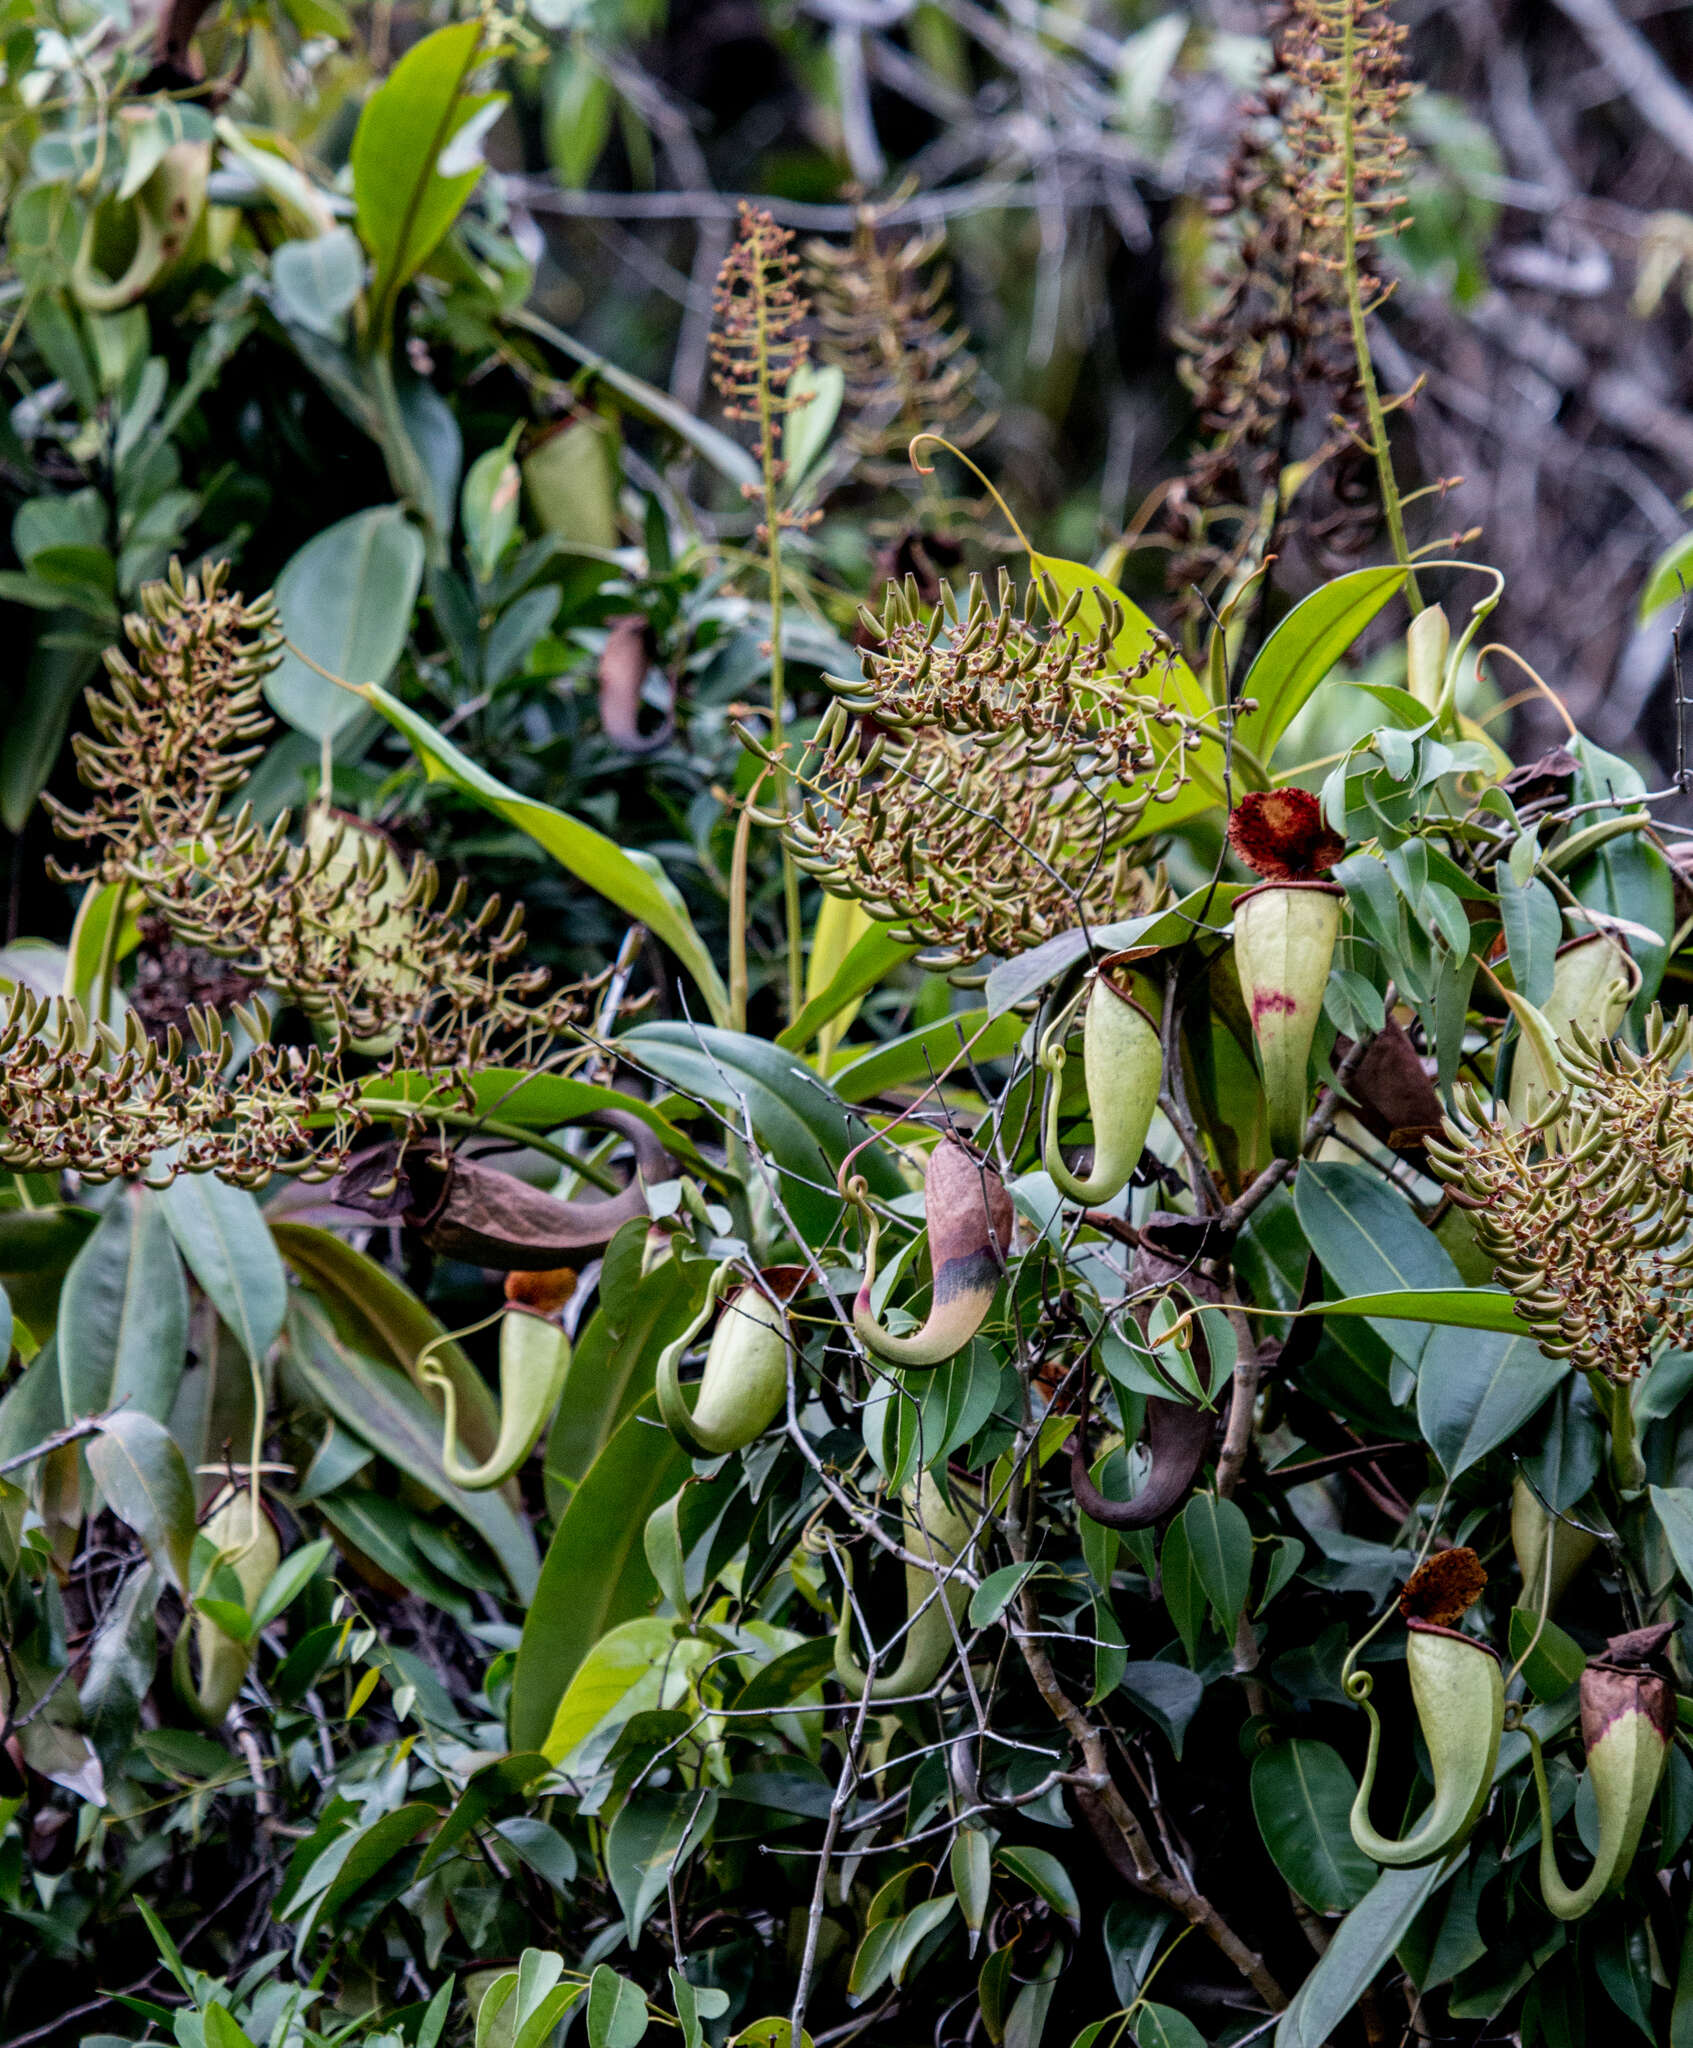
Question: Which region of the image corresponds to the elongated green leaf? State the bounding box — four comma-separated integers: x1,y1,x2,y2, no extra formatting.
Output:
416,1753,551,1877
1565,735,1675,1020
64,878,141,1021
777,919,918,1053
285,1295,539,1598
161,1174,287,1362
355,1065,703,1166
1641,529,1693,620
829,1010,1024,1103
1180,1494,1252,1633
1237,568,1408,761
59,1189,188,1423
0,1204,95,1342
995,1847,1079,1930
1251,1739,1376,1914
87,1412,196,1593
1497,872,1561,1010
1417,1331,1566,1477
587,1966,650,2048
1649,1485,1693,1595
1506,1606,1585,1702
267,505,424,740
619,1023,904,1241
353,21,502,338
1159,1515,1205,1665
272,1222,502,1467
282,1804,435,1949
1276,1856,1461,2048
513,309,758,491
1295,1287,1530,1336
1294,1161,1459,1366
510,1394,693,1752
356,683,729,1023
314,1488,474,1620
606,1788,718,1944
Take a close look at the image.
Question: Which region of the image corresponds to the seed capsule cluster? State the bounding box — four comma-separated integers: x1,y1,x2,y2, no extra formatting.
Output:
140,808,588,1060
804,195,991,492
1427,1011,1693,1380
8,558,620,1190
0,990,363,1186
835,569,1187,777
773,574,1200,978
45,561,281,879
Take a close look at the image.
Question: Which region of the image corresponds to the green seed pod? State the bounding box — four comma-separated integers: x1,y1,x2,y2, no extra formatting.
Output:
1039,952,1163,1205
425,1302,572,1490
834,1469,977,1701
1525,1624,1676,1919
853,1140,1014,1370
1233,880,1345,1158
657,1264,801,1456
1348,1549,1503,1868
1510,1477,1597,1616
177,1489,282,1726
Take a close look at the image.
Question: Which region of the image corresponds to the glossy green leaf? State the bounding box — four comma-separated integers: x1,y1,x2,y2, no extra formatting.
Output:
509,1395,694,1752
783,361,845,492
606,1788,718,1944
353,21,503,338
1295,1161,1461,1366
160,1173,287,1362
59,1188,188,1423
1237,567,1408,761
314,1488,474,1620
544,1225,711,1508
267,505,424,740
952,1830,993,1948
1497,871,1561,1010
1275,1856,1461,2048
1180,1493,1253,1633
621,1022,904,1240
1507,1605,1586,1702
1159,1514,1205,1664
1133,2007,1207,2048
356,682,729,1023
355,1066,701,1163
1649,1485,1693,1595
271,227,365,337
0,627,100,834
1296,1287,1529,1336
996,1845,1080,1929
285,1294,539,1598
86,1412,196,1594
1417,1331,1566,1477
63,878,142,1022
1641,529,1693,620
829,1009,1025,1103
730,2022,813,2048
1251,1739,1376,1913
778,920,919,1052
250,1537,334,1633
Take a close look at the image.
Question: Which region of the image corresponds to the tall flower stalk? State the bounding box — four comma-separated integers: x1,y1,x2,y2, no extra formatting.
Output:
711,203,816,1020
1284,0,1422,607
